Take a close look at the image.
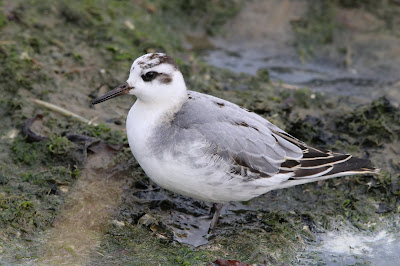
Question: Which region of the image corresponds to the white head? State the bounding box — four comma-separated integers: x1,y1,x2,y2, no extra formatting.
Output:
91,53,187,105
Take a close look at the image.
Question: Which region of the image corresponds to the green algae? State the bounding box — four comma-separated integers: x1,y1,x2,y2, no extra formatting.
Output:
77,123,126,145
335,97,400,147
92,224,214,265
0,3,7,29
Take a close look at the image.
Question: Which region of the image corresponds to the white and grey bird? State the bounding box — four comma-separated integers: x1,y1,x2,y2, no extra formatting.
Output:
92,53,378,233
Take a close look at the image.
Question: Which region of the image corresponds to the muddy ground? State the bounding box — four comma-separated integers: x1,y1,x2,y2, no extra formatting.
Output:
0,0,399,265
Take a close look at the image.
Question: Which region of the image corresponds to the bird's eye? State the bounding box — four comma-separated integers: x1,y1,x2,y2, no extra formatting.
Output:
142,71,158,82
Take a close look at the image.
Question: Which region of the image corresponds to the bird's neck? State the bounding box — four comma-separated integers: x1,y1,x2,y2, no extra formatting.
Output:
135,94,186,122
126,93,187,159
127,89,187,136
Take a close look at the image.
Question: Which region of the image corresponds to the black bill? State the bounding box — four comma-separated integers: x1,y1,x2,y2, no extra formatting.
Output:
91,83,132,105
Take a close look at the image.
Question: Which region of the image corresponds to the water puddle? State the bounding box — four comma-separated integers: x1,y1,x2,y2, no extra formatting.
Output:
123,178,260,247
167,202,259,247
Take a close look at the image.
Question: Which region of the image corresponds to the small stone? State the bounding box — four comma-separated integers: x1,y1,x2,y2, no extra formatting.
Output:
138,213,158,227
111,220,125,227
59,185,69,193
20,51,31,60
124,20,135,30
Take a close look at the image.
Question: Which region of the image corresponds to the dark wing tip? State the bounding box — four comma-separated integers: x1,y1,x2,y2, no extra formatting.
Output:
320,156,378,177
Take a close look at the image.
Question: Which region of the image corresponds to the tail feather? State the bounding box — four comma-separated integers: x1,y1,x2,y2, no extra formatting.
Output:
290,150,377,180
320,157,377,177
271,129,378,183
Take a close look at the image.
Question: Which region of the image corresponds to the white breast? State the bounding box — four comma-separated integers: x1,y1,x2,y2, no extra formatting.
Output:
126,101,154,159
126,98,185,159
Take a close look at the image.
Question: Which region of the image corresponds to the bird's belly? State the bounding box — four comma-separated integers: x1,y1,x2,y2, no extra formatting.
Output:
126,127,283,202
131,153,267,203
126,128,274,203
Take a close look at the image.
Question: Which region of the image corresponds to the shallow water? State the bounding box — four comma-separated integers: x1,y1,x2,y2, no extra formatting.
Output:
200,0,400,106
304,230,400,266
205,49,398,102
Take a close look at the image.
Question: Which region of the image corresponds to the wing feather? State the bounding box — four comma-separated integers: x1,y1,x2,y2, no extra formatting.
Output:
163,91,376,183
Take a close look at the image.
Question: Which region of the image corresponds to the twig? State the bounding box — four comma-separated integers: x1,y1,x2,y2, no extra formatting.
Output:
31,98,98,126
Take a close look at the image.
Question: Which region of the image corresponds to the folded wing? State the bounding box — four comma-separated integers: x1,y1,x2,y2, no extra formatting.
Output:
174,91,377,183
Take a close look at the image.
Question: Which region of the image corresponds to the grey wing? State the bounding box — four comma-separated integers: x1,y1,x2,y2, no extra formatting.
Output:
178,91,303,178
178,91,375,181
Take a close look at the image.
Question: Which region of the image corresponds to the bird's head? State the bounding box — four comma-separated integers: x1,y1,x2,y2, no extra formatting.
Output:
91,53,186,105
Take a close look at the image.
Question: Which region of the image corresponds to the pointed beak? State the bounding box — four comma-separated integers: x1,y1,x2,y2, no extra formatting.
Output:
91,83,132,105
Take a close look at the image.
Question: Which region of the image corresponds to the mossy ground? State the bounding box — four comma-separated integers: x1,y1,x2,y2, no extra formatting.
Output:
0,0,399,265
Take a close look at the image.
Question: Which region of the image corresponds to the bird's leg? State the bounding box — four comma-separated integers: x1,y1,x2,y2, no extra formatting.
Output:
208,203,224,235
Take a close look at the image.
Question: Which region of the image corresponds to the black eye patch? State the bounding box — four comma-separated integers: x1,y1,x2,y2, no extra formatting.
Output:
142,71,158,82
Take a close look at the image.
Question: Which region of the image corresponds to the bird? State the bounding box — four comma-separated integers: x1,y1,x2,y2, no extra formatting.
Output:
91,53,378,235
